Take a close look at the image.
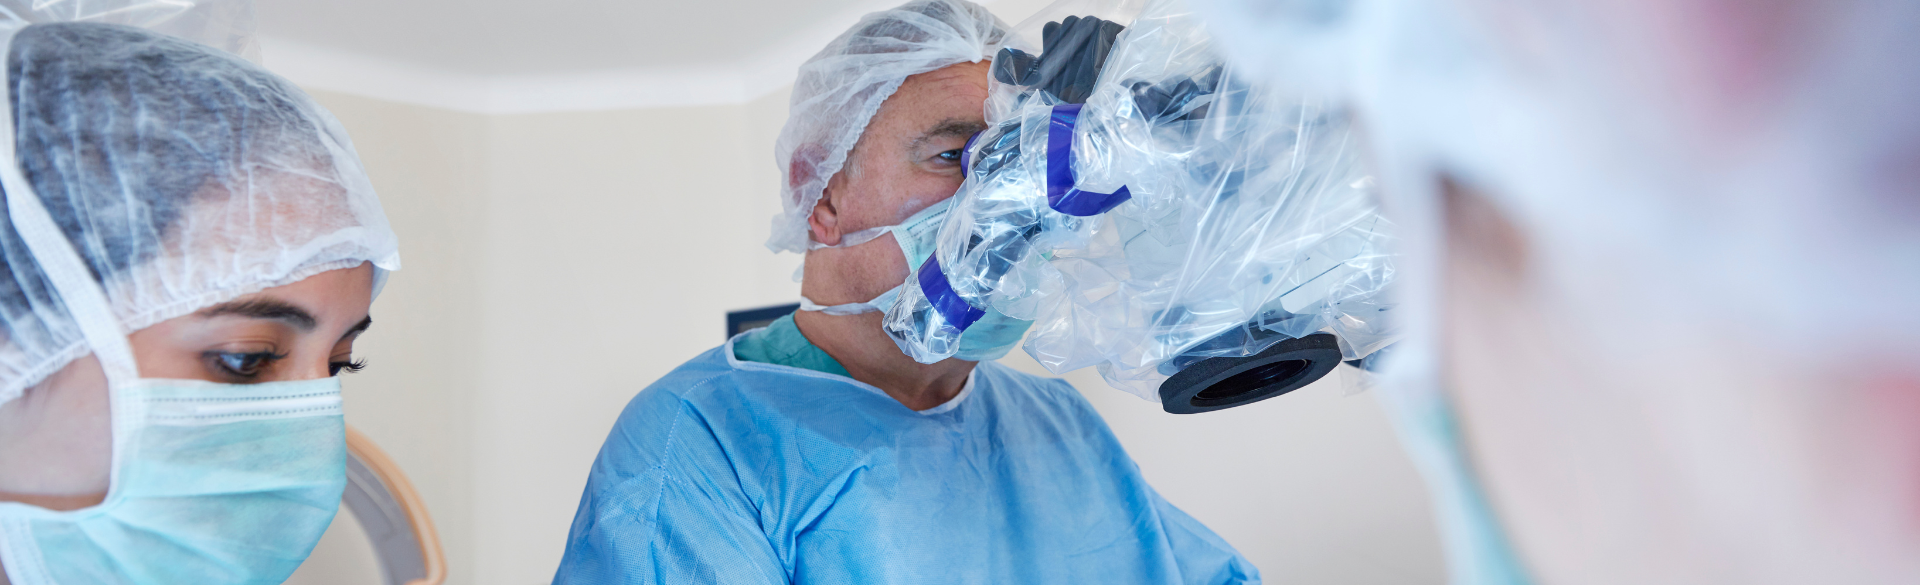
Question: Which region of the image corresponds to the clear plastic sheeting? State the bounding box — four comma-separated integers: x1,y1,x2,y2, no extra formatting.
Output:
884,0,1396,402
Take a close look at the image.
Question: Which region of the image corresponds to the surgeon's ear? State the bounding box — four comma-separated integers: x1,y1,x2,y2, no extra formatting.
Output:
809,173,848,247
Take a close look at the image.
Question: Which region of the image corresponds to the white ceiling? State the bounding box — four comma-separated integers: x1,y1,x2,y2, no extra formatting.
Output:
254,0,1048,114
258,0,872,76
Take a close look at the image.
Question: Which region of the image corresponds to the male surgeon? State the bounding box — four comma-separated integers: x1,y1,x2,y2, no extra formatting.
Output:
552,1,1257,583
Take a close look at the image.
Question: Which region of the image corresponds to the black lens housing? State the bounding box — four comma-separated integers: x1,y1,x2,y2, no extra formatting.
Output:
1157,332,1343,414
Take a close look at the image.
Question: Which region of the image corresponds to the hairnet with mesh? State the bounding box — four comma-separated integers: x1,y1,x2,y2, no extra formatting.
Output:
767,0,1009,254
0,15,400,407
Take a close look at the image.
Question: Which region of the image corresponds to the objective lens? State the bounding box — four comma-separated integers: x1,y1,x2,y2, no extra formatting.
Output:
1158,332,1342,414
1193,359,1309,403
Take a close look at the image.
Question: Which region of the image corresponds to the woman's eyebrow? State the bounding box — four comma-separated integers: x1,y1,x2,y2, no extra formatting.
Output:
341,316,373,341
197,299,317,331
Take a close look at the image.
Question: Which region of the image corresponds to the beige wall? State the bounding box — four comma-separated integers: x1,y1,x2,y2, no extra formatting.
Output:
288,86,1445,585
465,91,807,584
283,91,490,585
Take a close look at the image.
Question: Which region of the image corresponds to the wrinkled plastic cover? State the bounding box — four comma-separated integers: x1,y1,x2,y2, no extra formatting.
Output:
884,0,1396,401
766,0,1009,254
0,2,400,406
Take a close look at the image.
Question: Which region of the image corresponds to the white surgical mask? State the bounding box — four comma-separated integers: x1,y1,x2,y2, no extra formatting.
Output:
0,47,345,583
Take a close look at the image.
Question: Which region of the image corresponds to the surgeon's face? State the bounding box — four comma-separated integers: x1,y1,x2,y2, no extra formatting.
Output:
0,263,376,512
1440,177,1920,583
807,61,991,302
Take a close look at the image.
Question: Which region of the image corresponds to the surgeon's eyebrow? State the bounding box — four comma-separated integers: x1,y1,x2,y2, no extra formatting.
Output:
198,298,317,331
909,118,988,153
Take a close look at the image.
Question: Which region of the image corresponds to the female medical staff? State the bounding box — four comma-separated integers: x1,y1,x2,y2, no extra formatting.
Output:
0,17,400,585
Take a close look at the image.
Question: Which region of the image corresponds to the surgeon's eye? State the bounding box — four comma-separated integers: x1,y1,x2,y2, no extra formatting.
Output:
206,350,287,380
329,358,367,377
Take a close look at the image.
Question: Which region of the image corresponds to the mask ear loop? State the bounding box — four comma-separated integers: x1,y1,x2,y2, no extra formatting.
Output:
0,40,144,514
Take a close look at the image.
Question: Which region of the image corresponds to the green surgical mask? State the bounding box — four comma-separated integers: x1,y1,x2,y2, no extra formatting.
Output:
799,199,1034,361
799,199,953,316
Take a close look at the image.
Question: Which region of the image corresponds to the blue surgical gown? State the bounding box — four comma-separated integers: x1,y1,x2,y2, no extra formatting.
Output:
553,333,1260,584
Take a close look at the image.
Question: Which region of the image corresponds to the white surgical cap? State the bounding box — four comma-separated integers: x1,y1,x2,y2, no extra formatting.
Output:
767,0,1008,254
0,9,400,406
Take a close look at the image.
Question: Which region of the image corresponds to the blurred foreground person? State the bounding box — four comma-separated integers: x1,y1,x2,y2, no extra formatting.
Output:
553,1,1255,583
1200,0,1920,582
0,16,401,585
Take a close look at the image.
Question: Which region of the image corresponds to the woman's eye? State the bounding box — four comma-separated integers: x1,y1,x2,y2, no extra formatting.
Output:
329,359,367,377
208,351,284,378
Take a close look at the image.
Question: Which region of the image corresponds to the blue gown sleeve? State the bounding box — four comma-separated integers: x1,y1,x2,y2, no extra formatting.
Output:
553,388,788,585
1150,488,1263,585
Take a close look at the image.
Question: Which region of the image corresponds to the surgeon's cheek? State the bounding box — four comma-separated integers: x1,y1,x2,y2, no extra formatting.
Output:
1436,176,1574,565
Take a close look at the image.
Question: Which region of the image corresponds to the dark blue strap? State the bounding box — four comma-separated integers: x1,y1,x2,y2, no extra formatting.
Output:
1046,103,1131,216
918,255,986,332
960,130,981,174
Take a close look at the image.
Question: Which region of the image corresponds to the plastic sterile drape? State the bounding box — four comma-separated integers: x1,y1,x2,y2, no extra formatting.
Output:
883,0,1396,404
